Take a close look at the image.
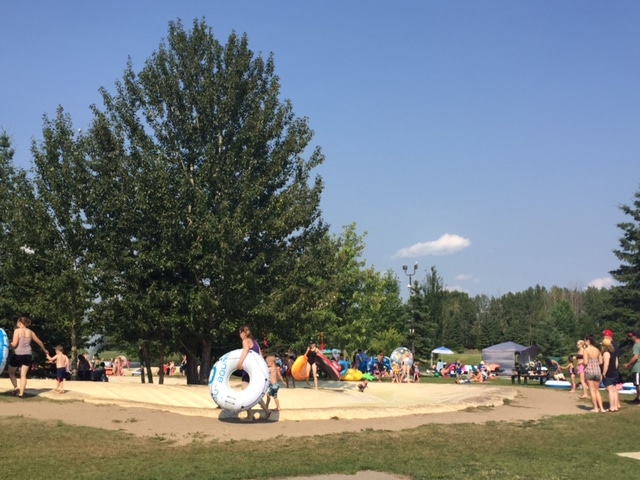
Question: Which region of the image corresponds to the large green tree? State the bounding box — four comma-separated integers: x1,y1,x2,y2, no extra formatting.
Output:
0,132,32,327
408,266,445,357
610,186,640,331
305,224,404,357
28,109,97,368
83,19,329,383
441,290,477,351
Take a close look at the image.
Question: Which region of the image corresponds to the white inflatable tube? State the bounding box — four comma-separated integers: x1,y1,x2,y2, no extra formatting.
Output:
208,349,269,412
545,380,571,389
0,328,9,375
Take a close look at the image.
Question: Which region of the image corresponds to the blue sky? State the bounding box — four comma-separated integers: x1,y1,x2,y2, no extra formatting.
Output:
2,1,639,298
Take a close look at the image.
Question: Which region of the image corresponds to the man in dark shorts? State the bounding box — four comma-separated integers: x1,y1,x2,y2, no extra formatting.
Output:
624,331,640,403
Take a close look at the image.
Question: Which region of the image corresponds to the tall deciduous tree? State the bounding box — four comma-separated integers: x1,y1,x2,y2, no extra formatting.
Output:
308,224,404,356
29,108,96,369
0,132,32,326
83,19,328,383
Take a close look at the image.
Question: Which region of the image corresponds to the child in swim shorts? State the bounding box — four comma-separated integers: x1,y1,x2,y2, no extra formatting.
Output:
266,355,284,414
47,345,70,393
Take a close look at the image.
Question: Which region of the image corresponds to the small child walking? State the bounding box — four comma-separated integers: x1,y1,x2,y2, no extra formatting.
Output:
47,345,70,393
265,355,285,416
391,363,401,383
562,355,577,392
413,362,421,383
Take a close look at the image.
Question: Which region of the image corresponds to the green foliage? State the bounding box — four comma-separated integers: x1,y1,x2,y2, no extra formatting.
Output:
408,266,445,357
82,19,330,381
610,186,640,331
369,328,404,355
28,108,97,364
308,224,405,354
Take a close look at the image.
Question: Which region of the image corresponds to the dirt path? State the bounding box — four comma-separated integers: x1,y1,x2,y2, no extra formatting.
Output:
0,382,590,444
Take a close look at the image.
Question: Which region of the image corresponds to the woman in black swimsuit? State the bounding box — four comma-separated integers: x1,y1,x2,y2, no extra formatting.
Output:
304,340,319,390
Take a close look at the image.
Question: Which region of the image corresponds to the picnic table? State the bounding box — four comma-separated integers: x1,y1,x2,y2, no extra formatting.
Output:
511,369,549,385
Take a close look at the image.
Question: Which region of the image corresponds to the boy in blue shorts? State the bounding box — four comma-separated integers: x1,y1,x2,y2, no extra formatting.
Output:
47,345,70,393
265,355,284,416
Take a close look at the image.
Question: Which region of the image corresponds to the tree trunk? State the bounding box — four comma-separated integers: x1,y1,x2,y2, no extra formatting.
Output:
138,346,146,384
199,338,213,384
141,345,154,384
70,323,78,380
184,353,198,385
158,344,165,385
145,360,154,383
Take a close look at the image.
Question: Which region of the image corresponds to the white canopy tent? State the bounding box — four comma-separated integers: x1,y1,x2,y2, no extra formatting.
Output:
432,346,455,355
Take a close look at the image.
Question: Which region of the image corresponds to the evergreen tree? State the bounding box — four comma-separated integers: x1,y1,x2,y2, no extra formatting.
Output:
610,186,640,331
409,266,445,356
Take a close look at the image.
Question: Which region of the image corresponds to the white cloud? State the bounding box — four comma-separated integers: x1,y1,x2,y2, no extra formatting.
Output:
586,277,617,290
20,246,35,254
393,234,471,258
456,273,472,281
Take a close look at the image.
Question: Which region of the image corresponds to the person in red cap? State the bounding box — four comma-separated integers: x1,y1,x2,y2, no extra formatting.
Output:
601,330,620,411
601,329,619,364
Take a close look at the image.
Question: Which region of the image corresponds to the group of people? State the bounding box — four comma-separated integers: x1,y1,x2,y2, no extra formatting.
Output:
389,351,420,383
235,328,428,420
436,359,491,384
557,329,640,413
6,316,70,397
336,349,421,383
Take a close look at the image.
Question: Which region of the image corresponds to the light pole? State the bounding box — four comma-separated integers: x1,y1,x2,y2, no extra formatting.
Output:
409,326,415,353
402,263,418,353
402,263,418,293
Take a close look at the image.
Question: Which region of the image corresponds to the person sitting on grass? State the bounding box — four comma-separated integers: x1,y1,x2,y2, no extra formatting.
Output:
550,359,565,381
470,366,485,383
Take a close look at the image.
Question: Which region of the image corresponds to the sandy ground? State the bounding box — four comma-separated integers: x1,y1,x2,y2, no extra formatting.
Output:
0,375,592,442
0,375,608,479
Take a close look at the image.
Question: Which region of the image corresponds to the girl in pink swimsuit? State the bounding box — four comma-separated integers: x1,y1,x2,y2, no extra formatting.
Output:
576,340,589,398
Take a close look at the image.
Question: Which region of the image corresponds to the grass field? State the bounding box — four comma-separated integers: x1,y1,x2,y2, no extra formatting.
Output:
0,391,637,480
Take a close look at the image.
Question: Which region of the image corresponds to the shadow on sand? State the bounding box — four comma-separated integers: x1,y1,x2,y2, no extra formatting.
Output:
218,408,280,423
